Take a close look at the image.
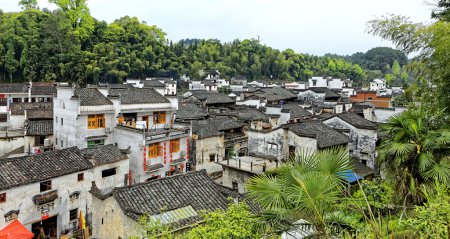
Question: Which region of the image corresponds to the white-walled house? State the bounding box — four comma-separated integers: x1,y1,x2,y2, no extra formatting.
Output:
145,77,177,96
323,112,378,169
284,82,307,90
308,76,328,88
54,86,116,149
369,79,387,91
54,84,188,184
0,145,128,238
327,78,344,90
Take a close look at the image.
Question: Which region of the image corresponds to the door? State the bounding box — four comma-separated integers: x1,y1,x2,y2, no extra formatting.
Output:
32,215,58,239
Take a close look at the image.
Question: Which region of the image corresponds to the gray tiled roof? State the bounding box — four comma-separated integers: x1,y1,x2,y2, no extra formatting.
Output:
232,107,269,122
118,88,170,104
284,121,351,148
0,83,28,93
192,117,243,139
0,147,93,190
333,112,377,130
25,120,53,136
325,89,341,99
81,144,128,166
282,103,312,118
108,88,127,97
26,109,53,120
189,91,235,105
176,103,208,120
203,81,217,86
73,88,113,106
257,87,297,102
112,170,234,226
350,158,374,178
10,102,53,115
308,87,327,93
31,86,56,96
143,80,166,88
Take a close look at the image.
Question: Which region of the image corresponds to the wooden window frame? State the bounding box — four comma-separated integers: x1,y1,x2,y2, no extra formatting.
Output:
102,168,117,178
0,193,5,203
40,180,52,192
170,139,180,153
153,112,166,124
0,114,7,123
88,114,106,129
69,208,78,221
77,173,84,182
148,143,162,158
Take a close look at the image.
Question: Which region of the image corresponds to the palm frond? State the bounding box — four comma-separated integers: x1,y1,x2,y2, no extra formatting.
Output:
245,174,290,210
422,159,450,183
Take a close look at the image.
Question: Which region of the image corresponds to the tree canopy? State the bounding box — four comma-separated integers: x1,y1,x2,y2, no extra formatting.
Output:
0,2,378,85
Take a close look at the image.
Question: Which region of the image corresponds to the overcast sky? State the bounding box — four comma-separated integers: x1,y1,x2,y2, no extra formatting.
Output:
1,0,433,56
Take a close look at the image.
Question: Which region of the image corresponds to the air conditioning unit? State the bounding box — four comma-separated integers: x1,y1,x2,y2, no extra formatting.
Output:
44,139,51,147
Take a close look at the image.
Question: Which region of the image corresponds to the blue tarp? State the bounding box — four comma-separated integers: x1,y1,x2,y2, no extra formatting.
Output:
340,170,363,183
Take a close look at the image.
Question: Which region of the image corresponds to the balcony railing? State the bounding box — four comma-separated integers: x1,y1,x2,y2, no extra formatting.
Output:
147,163,164,173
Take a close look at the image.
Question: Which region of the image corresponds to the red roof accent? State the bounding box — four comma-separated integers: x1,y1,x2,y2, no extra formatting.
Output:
0,219,34,239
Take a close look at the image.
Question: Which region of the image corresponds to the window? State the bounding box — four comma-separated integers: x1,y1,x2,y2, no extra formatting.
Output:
0,98,7,106
0,193,5,203
232,181,239,190
61,118,63,125
102,168,117,178
209,154,216,162
0,114,6,123
88,114,105,129
312,80,317,86
69,209,78,221
12,98,21,103
77,173,84,182
56,117,58,125
367,97,373,100
148,143,162,158
87,139,104,148
40,180,52,192
153,112,166,124
55,138,58,146
61,140,64,148
170,139,180,153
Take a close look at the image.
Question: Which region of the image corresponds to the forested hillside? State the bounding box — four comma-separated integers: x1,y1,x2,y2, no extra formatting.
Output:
0,0,405,85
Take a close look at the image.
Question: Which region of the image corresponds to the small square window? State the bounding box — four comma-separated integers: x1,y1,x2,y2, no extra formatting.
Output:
77,173,84,182
69,208,78,221
0,193,6,203
61,118,63,125
232,181,239,190
40,180,52,192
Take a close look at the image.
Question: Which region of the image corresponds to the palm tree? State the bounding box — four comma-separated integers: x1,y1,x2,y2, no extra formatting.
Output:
378,107,450,204
245,147,352,238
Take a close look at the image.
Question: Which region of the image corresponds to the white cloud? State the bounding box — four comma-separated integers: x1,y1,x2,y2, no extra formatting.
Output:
0,0,432,55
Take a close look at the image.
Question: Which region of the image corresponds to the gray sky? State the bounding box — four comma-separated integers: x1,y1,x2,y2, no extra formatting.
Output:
1,0,433,56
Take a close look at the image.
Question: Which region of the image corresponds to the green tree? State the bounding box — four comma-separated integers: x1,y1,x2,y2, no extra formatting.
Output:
404,183,450,238
50,0,94,40
391,60,401,75
19,0,38,10
129,202,269,239
377,108,450,204
246,147,352,237
384,73,395,86
367,14,450,115
187,202,266,239
5,42,19,82
432,0,450,21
